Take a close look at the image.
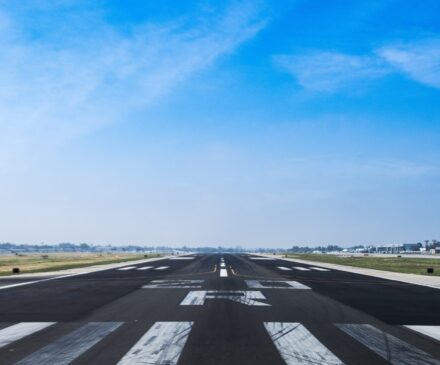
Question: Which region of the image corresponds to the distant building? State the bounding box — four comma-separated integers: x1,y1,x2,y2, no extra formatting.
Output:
375,244,404,253
402,243,422,252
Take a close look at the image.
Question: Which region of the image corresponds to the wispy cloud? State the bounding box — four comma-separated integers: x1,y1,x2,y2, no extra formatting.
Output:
377,38,440,89
276,52,389,93
0,1,266,171
277,37,440,93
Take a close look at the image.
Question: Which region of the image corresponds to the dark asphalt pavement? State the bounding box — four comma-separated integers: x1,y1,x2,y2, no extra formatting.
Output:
0,254,439,364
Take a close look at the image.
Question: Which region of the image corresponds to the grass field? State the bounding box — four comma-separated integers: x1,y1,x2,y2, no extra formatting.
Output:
0,253,161,276
286,254,440,276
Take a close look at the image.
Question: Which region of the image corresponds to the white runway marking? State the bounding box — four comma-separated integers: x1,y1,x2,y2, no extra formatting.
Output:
277,266,292,271
246,280,311,290
117,266,136,271
310,267,330,272
293,267,310,271
117,321,193,365
180,290,270,306
265,322,343,365
143,280,204,289
220,269,228,277
337,324,439,365
220,262,226,268
249,257,275,260
169,257,195,260
0,322,55,349
16,322,122,365
154,266,169,270
405,325,440,342
136,266,153,270
0,273,86,290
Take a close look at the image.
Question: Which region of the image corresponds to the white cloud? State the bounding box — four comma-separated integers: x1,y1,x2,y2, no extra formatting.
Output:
0,1,266,171
377,38,440,89
276,52,390,93
277,37,440,93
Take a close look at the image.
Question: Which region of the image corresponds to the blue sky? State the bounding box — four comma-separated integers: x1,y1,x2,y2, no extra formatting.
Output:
0,0,439,247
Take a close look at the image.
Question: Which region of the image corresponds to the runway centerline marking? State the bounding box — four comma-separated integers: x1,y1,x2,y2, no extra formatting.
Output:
154,266,169,270
310,267,330,272
265,322,343,365
15,322,122,365
0,322,55,349
246,280,311,290
405,325,440,342
277,266,292,271
117,321,193,365
180,290,270,306
220,269,228,277
337,324,439,365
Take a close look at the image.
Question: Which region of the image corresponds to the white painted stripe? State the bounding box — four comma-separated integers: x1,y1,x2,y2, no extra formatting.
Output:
0,257,171,291
181,290,269,306
246,280,311,290
220,269,228,277
0,322,55,349
0,273,84,290
117,266,136,271
277,266,292,271
136,266,153,271
405,325,440,342
310,267,330,272
220,263,226,268
154,266,169,270
169,257,195,260
265,322,343,365
16,322,122,365
249,257,275,260
143,280,204,289
117,321,193,365
337,324,439,365
293,267,310,271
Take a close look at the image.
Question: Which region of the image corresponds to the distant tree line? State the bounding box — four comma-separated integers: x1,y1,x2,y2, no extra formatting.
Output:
0,241,437,254
288,245,343,253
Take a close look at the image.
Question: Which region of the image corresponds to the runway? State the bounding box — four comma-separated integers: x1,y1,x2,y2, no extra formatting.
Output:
0,253,439,364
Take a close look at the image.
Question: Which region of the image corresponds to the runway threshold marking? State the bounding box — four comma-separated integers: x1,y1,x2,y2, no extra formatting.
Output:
180,290,270,306
277,266,292,271
405,325,440,342
0,322,55,349
117,266,136,271
337,324,439,365
246,280,311,290
117,321,193,365
264,322,343,365
15,322,122,365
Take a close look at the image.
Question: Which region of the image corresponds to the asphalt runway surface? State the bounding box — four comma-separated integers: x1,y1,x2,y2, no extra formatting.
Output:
0,253,439,364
